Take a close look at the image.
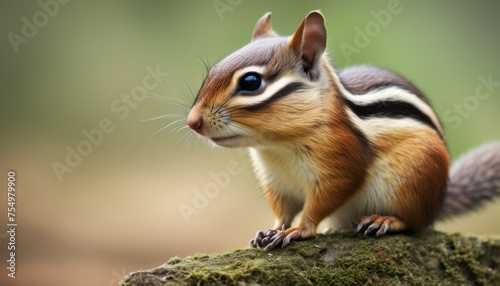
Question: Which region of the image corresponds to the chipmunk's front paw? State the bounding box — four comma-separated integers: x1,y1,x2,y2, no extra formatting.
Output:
250,229,278,249
250,225,313,251
264,228,302,251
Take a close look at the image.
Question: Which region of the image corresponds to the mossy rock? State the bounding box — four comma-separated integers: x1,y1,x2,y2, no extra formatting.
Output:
120,230,500,286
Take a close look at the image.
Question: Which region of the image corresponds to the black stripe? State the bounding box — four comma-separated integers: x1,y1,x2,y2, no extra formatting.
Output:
346,122,375,161
266,70,281,83
243,82,305,112
342,98,442,137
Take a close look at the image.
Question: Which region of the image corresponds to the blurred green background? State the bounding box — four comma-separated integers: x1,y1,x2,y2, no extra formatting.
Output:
1,1,499,285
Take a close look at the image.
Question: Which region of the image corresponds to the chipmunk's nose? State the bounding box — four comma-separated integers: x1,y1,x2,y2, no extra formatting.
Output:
187,111,203,134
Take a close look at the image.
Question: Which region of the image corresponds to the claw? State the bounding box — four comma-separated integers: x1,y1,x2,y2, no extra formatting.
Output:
355,215,408,237
263,244,274,251
364,223,380,236
264,233,284,251
376,222,388,237
282,230,301,248
354,216,372,235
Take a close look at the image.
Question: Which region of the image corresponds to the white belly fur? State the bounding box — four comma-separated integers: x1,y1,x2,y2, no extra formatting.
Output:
329,156,401,230
249,146,317,202
250,146,402,232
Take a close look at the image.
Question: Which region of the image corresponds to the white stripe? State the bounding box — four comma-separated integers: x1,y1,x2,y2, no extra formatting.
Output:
340,85,443,135
230,67,297,107
346,109,436,142
232,66,266,80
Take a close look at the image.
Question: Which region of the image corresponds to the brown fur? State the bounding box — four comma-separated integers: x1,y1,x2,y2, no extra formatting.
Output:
263,187,303,229
259,65,375,234
376,130,449,232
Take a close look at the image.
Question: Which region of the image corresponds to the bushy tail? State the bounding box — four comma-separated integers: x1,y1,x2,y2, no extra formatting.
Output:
439,142,500,220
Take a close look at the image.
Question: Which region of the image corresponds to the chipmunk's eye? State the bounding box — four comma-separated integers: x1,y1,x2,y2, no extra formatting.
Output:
238,72,263,93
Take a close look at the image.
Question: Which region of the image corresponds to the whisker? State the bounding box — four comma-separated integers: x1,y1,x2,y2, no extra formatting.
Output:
183,78,197,103
194,52,211,77
144,91,190,110
156,76,195,105
140,113,185,122
177,130,200,149
211,96,235,115
152,119,184,137
172,124,189,134
177,55,214,103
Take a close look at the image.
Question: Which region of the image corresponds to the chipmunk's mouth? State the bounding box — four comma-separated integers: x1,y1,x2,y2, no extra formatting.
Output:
210,135,243,147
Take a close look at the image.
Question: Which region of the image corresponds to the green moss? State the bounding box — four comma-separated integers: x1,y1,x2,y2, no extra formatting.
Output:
120,230,500,286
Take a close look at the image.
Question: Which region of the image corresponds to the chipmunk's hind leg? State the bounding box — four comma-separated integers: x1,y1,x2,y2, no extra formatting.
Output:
354,215,408,236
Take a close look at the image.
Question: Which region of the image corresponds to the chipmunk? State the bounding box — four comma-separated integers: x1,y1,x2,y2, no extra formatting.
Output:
187,11,500,250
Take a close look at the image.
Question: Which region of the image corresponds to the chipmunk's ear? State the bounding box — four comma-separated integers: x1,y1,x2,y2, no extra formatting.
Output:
252,12,278,40
288,11,326,73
